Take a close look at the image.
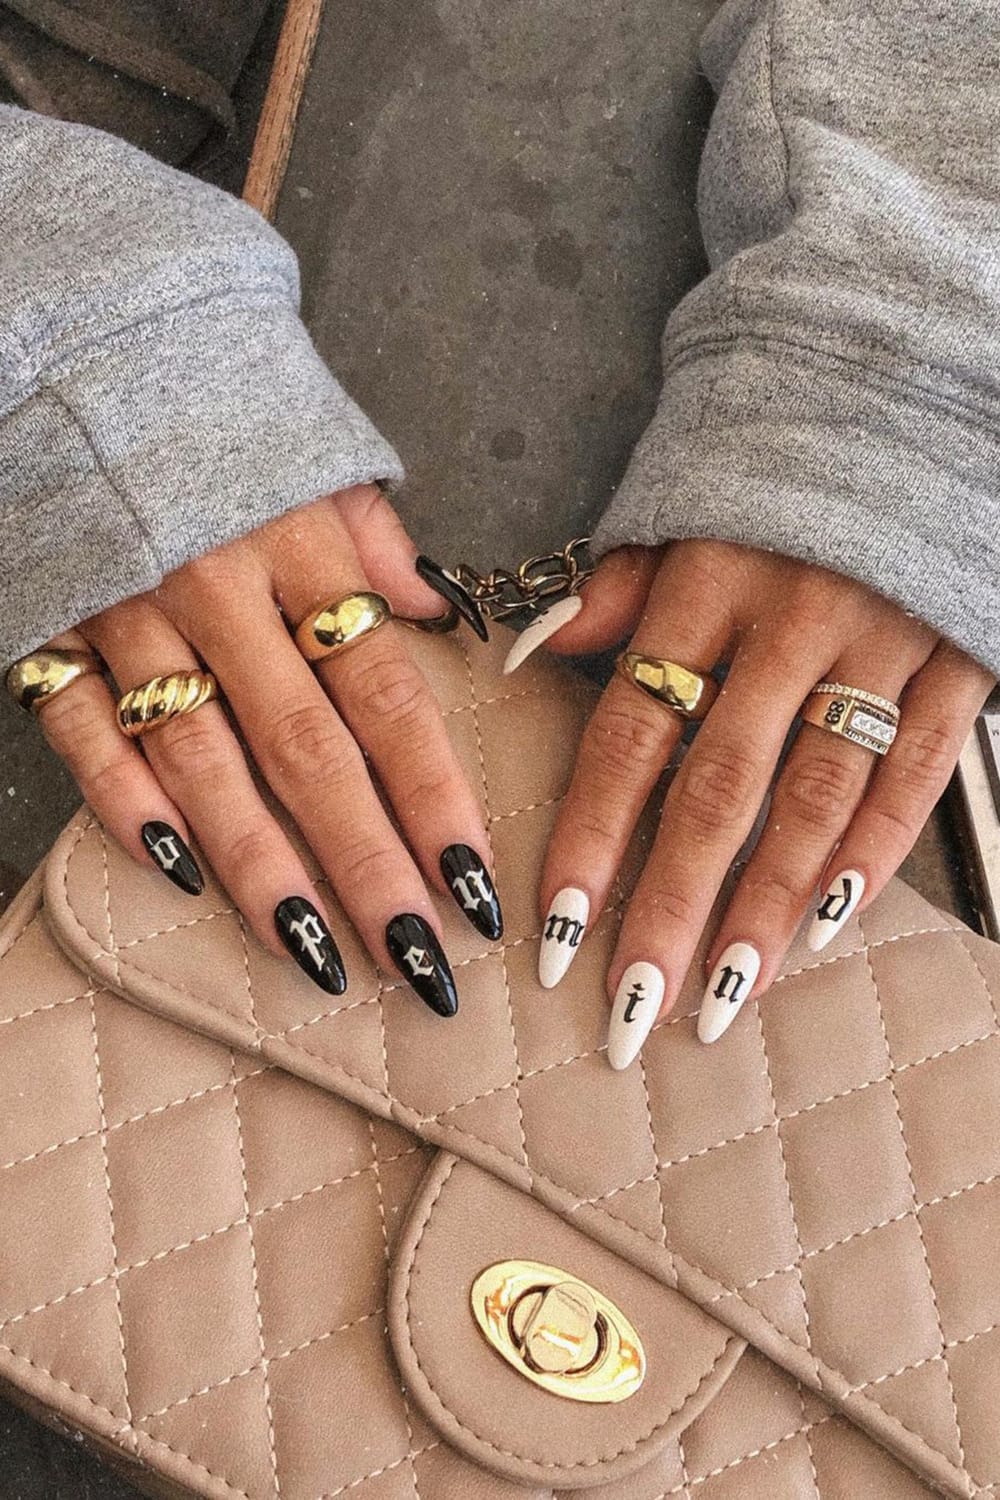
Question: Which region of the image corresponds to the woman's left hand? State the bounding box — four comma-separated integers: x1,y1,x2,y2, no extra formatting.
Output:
539,540,995,1063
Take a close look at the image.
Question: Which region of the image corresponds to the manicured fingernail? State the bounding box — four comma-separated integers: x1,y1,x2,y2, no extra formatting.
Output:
386,914,458,1016
275,898,347,996
608,962,665,1070
807,869,864,952
141,820,204,896
415,555,489,640
503,596,583,675
539,887,589,988
698,942,761,1044
440,844,503,941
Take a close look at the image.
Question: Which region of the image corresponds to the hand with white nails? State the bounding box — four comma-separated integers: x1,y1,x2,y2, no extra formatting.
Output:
529,541,994,1059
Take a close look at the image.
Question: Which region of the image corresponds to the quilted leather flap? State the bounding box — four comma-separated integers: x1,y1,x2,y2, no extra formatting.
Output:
0,874,941,1500
41,628,1000,1499
387,1152,743,1491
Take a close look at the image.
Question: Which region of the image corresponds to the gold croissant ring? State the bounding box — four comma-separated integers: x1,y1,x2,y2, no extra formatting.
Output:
617,652,719,721
6,648,103,714
117,671,218,739
294,591,392,663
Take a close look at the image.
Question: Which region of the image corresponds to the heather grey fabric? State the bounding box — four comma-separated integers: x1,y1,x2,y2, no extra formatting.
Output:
593,0,1000,676
2,0,999,675
0,104,402,665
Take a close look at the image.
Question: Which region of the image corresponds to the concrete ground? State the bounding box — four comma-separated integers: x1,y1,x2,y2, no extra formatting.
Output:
0,0,977,1494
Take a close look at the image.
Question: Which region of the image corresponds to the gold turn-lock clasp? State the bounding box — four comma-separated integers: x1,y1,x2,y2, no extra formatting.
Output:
470,1260,646,1403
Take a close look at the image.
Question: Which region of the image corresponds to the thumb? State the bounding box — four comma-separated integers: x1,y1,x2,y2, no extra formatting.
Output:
333,484,442,618
544,546,662,655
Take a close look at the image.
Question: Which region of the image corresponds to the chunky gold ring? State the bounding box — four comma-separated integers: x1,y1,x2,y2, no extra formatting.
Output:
617,652,719,720
801,681,900,756
117,671,218,739
5,648,103,714
294,591,392,662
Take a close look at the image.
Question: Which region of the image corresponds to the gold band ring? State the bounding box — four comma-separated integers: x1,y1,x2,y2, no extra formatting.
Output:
5,648,103,714
117,671,218,739
617,652,719,721
294,591,392,662
801,682,900,756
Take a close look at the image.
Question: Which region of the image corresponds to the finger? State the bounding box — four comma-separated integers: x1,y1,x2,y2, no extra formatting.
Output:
605,630,823,1064
543,547,662,655
86,600,348,995
36,629,204,897
332,484,444,620
538,549,736,989
178,564,460,1016
275,503,502,944
706,634,933,1025
805,642,994,949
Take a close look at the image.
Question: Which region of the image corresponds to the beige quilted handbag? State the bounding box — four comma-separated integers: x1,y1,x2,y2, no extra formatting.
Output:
2,628,1000,1500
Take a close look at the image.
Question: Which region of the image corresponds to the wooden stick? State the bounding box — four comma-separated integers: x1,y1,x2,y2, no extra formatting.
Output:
242,0,326,219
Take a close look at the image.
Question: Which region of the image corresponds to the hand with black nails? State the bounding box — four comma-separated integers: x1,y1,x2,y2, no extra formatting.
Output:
31,485,501,1011
536,541,994,1060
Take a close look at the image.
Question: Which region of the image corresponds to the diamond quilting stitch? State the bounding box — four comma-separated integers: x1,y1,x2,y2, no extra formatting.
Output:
29,631,1000,1498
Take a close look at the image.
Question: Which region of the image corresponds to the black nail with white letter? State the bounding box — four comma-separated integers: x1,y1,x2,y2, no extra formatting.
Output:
141,821,204,897
386,913,458,1016
415,555,489,641
440,844,503,941
275,897,347,996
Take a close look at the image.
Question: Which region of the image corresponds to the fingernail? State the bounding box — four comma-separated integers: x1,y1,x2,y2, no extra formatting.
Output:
440,844,503,941
415,555,489,641
539,887,589,988
275,898,347,996
807,869,864,952
386,913,458,1016
698,942,761,1044
141,821,204,896
608,962,665,1070
503,596,583,675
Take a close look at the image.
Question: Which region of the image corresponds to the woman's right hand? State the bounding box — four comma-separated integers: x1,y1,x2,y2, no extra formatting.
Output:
32,484,501,1015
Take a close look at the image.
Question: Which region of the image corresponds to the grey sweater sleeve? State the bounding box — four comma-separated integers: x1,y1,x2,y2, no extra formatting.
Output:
0,105,402,666
593,0,1000,677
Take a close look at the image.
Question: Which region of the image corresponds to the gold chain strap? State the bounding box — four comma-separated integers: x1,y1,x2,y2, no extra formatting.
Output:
452,536,594,622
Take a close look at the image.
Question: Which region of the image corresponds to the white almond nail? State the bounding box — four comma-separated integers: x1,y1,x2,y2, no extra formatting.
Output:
607,962,665,1070
807,869,865,952
503,596,583,675
538,887,589,988
698,942,761,1044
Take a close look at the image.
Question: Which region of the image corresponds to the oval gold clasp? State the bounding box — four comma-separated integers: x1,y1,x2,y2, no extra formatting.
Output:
470,1260,646,1403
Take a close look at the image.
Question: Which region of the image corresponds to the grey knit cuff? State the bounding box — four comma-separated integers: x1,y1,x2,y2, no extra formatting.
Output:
0,293,403,664
593,339,1000,677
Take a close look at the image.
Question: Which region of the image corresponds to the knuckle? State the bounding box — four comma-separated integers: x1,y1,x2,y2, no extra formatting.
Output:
864,800,918,855
347,655,428,730
265,702,346,783
568,806,627,852
334,838,393,891
640,884,699,930
152,712,231,785
224,821,279,874
587,701,665,781
81,752,135,809
738,867,807,923
676,742,760,837
892,719,955,793
778,751,859,834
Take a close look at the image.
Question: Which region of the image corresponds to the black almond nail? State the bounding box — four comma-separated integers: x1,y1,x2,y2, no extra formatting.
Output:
415,555,489,641
141,821,204,896
386,913,458,1016
440,844,504,941
275,897,347,996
